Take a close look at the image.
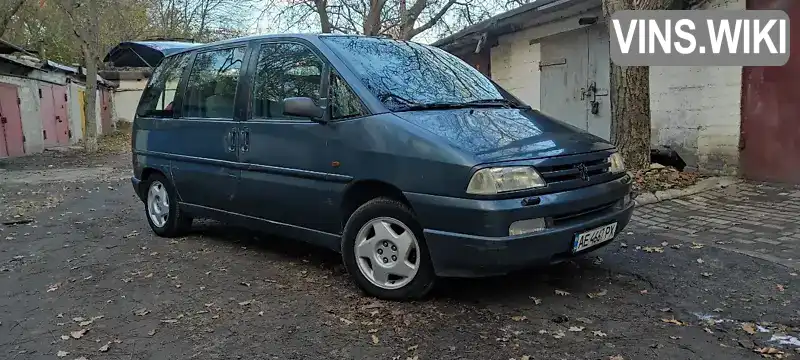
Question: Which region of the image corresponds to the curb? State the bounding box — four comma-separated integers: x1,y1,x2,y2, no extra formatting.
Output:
633,176,741,207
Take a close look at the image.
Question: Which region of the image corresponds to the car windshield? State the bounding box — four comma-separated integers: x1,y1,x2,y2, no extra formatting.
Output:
321,36,523,111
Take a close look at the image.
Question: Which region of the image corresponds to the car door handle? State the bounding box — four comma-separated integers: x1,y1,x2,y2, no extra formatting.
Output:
226,127,238,153
240,128,250,153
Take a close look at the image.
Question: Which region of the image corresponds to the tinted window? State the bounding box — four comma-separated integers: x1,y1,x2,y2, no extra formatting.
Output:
136,53,191,118
252,42,323,120
321,36,521,111
330,71,364,119
183,47,245,119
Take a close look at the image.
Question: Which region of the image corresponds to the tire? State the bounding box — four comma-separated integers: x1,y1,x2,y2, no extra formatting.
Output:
142,173,192,237
341,198,436,301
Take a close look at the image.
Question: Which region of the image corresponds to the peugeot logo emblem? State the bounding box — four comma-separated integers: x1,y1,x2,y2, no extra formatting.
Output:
575,163,590,181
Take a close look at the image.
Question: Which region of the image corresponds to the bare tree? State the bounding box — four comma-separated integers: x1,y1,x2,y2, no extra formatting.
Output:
149,0,257,42
0,0,27,37
262,0,494,41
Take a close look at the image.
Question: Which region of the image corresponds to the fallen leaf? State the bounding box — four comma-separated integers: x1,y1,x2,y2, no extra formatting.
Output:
70,328,89,339
661,318,685,326
238,299,254,306
147,329,157,336
60,335,69,340
99,342,111,352
690,242,704,249
407,345,418,351
47,283,61,292
670,336,681,340
712,308,724,312
529,297,542,305
74,357,89,360
660,307,672,312
568,326,585,332
339,317,353,325
697,258,705,264
553,330,566,339
133,308,149,316
640,290,649,295
609,356,624,360
593,330,608,337
521,356,531,360
371,334,379,344
776,284,785,292
57,350,69,358
588,289,608,299
661,241,669,247
620,242,628,248
704,327,714,334
576,317,593,324
742,323,757,335
161,319,178,324
555,290,570,296
701,272,712,277
755,347,786,357
643,247,664,253
511,315,527,322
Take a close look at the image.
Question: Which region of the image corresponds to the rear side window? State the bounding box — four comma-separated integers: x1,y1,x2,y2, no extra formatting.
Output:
183,47,246,119
251,42,323,120
136,54,190,118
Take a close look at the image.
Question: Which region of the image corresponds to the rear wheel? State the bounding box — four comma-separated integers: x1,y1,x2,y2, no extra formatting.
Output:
341,198,435,300
143,173,192,237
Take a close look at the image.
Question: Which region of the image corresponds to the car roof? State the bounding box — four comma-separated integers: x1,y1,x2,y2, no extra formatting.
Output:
162,33,409,58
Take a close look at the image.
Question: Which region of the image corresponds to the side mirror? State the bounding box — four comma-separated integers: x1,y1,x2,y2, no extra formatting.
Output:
283,97,324,120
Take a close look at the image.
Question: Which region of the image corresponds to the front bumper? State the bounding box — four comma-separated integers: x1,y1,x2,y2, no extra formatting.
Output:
405,175,634,277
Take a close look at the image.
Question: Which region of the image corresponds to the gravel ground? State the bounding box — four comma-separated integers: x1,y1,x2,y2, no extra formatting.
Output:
1,152,798,360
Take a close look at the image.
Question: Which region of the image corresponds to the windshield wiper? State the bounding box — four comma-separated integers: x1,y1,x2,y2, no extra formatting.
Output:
465,99,530,109
399,102,472,111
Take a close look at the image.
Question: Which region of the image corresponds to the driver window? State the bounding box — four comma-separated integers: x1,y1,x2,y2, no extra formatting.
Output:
251,42,323,120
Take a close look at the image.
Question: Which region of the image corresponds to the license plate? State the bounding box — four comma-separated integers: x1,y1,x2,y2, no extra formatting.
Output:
572,222,618,253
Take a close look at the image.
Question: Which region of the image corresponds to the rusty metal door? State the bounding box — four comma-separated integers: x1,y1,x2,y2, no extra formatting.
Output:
100,89,113,134
39,85,58,147
52,85,70,144
0,83,25,158
741,0,800,183
539,24,612,141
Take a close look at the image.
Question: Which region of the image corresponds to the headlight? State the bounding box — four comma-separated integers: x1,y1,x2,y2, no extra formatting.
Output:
608,152,625,173
466,166,546,195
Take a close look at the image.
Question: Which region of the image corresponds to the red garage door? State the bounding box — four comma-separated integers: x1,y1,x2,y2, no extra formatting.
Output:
741,0,800,183
0,83,25,158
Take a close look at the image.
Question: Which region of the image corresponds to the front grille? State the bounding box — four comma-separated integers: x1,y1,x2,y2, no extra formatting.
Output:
550,200,617,227
537,158,610,184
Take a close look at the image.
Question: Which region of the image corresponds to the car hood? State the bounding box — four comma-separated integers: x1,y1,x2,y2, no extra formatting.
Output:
393,107,614,164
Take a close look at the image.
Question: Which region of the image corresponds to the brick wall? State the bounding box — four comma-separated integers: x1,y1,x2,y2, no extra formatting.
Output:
649,0,745,175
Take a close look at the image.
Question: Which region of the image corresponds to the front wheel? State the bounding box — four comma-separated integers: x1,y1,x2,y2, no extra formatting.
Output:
143,173,192,237
341,198,436,301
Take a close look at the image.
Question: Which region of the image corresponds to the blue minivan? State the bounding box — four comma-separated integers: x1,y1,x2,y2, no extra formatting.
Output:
131,34,634,300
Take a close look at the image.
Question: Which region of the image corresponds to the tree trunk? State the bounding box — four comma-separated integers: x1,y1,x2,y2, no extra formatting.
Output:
609,65,650,170
82,45,99,152
315,0,331,33
602,0,672,170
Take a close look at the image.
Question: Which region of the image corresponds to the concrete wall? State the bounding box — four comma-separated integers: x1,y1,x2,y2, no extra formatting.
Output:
649,0,745,174
113,79,147,122
485,0,743,174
